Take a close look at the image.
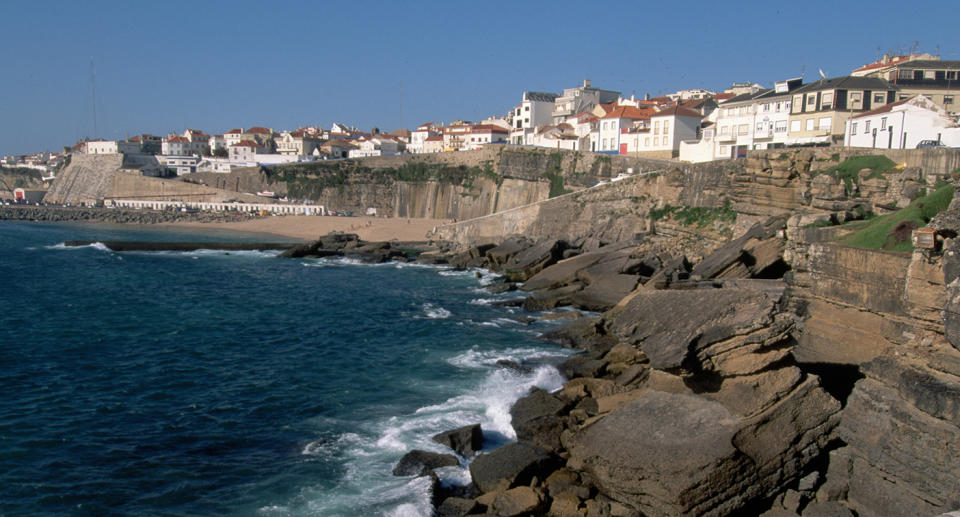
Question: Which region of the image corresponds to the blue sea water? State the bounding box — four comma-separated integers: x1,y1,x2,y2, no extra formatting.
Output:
0,222,574,516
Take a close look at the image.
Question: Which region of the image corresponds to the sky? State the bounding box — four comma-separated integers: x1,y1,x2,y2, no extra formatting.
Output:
2,0,959,156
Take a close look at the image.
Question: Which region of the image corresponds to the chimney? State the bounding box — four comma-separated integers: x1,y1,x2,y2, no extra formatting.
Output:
583,79,591,88
645,93,650,101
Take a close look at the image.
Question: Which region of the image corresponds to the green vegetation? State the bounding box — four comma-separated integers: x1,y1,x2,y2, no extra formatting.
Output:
542,172,570,198
829,153,841,162
838,183,954,252
811,155,897,196
647,200,738,228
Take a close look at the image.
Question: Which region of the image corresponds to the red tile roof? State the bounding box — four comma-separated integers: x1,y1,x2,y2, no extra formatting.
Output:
246,126,271,134
165,136,189,143
712,93,736,101
602,106,655,120
470,124,509,133
232,140,262,148
226,128,242,134
852,55,912,73
425,135,444,142
653,105,703,118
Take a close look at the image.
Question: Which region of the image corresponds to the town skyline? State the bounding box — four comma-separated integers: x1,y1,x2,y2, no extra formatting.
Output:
3,1,959,156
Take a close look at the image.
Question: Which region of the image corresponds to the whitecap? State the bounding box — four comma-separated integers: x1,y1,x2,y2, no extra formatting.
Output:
422,303,451,319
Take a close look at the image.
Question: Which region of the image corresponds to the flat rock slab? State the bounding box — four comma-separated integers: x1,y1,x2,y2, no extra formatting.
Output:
610,286,783,371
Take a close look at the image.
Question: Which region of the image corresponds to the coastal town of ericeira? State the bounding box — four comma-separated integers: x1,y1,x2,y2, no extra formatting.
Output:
4,3,960,517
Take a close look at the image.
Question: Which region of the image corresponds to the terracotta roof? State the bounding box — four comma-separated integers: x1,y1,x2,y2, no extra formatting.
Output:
226,128,242,134
602,106,655,120
246,126,271,134
653,105,703,118
232,140,262,148
425,135,444,142
712,93,736,100
325,139,357,148
165,136,189,143
289,129,306,137
470,124,509,133
853,55,913,73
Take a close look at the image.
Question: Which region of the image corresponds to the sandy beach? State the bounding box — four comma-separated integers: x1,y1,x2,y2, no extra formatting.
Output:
162,215,452,242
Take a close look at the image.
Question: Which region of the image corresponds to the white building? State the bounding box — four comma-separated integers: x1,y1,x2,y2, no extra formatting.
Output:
229,140,267,162
224,129,244,147
552,79,621,124
510,91,558,145
162,136,206,156
845,95,960,149
85,139,141,155
409,122,440,154
348,136,400,158
598,106,653,153
158,155,200,175
275,129,321,155
465,125,509,149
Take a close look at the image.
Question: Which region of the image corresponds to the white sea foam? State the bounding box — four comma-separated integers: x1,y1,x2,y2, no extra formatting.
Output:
422,303,451,319
48,241,112,252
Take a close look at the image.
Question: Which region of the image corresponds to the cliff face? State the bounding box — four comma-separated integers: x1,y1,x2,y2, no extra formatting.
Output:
425,148,960,516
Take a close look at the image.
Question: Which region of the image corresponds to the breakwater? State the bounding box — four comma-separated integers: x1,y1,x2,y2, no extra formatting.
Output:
0,204,266,224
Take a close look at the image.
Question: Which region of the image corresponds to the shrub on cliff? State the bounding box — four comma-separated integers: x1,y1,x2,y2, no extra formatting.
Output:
812,155,897,196
839,183,954,252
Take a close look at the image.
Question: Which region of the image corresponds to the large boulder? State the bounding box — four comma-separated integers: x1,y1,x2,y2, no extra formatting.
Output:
609,282,791,375
469,442,560,494
486,237,530,268
510,388,569,453
502,238,569,282
392,449,459,477
432,424,484,457
566,380,841,516
521,251,606,292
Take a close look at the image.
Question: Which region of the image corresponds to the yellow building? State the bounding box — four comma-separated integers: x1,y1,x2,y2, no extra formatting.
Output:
787,76,898,145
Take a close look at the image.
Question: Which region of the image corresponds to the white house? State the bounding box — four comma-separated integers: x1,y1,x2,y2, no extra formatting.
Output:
85,139,140,155
845,95,960,149
224,129,244,147
229,140,267,162
275,129,320,155
348,136,400,158
552,79,621,124
598,106,653,153
510,91,558,145
158,155,200,175
409,122,440,154
465,125,509,149
162,136,205,156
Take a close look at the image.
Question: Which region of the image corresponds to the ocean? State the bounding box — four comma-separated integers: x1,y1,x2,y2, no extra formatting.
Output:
0,222,574,516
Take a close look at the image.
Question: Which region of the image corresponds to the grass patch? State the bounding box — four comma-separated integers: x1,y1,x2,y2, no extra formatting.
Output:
812,155,897,195
648,200,737,228
838,183,954,252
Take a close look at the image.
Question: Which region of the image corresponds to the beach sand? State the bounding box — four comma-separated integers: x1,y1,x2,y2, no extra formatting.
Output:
162,215,451,242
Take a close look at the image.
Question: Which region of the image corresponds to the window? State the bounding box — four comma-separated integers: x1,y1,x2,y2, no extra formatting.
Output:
898,69,912,80
945,95,954,105
818,117,831,130
791,120,801,132
864,120,871,132
738,124,749,135
645,137,650,147
881,117,887,130
662,136,668,146
663,120,670,134
807,94,816,106
849,92,862,106
851,122,858,135
874,94,884,104
775,120,787,133
524,106,530,111
776,102,782,112
654,121,660,135
948,71,958,80
806,119,815,131
764,103,771,112
821,92,833,109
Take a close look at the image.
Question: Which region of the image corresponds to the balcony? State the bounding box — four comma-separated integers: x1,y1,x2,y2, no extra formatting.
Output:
717,133,737,142
754,129,774,140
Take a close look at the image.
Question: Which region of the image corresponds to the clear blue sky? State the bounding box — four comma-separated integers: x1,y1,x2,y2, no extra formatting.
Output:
2,1,958,156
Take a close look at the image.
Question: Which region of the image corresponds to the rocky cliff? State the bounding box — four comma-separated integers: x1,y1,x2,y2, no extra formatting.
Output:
417,148,960,517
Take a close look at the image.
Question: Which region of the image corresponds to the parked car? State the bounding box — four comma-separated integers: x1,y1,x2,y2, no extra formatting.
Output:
916,140,947,149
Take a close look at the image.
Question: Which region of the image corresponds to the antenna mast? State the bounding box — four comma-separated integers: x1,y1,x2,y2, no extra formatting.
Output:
90,57,98,138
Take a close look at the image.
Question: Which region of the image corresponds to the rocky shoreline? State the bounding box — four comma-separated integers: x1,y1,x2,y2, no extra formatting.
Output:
0,204,267,225
352,211,960,516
